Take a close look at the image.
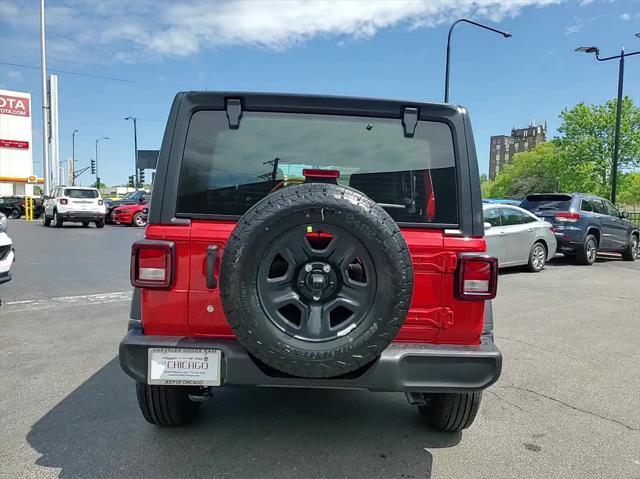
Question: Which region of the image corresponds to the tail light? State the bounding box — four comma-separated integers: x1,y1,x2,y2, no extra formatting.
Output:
60,198,68,205
131,240,175,289
98,200,104,205
455,254,498,300
555,212,580,222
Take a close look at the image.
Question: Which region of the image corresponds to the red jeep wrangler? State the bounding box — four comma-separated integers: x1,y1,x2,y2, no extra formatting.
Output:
119,92,501,432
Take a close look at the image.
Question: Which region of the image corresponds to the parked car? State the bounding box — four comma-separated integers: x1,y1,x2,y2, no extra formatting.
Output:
483,198,522,206
119,92,502,434
483,203,557,272
0,213,14,284
105,190,150,223
41,186,106,228
520,193,639,264
112,203,147,227
0,196,43,219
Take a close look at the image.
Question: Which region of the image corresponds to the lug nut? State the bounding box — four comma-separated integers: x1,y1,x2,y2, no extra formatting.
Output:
322,264,331,273
304,264,313,272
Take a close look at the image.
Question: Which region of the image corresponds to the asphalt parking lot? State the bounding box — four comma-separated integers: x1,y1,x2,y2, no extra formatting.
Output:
0,220,638,479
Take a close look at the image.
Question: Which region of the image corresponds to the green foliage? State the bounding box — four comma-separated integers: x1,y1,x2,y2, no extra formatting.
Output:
617,172,640,206
485,142,565,198
488,96,640,204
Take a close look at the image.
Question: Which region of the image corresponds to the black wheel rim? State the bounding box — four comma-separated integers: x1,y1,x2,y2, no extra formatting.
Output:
256,224,376,342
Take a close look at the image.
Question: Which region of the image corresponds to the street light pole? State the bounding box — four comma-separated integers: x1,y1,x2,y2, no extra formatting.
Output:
125,117,139,190
71,129,78,185
444,19,512,103
95,136,109,189
575,44,640,204
39,0,50,195
611,49,624,205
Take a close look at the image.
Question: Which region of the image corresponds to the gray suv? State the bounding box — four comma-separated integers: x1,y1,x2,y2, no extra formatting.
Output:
520,193,639,265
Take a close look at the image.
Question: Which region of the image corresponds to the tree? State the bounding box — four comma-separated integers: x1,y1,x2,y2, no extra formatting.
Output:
488,97,640,203
558,96,640,195
617,172,640,206
486,142,567,198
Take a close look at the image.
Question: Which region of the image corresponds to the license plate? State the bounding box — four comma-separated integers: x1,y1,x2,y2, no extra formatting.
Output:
147,348,222,386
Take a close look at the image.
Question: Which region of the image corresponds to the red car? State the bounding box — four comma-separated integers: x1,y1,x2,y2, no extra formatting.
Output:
119,92,501,433
112,203,147,227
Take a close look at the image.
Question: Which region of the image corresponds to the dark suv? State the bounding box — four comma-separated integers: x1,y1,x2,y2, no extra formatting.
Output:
119,92,501,433
521,193,639,264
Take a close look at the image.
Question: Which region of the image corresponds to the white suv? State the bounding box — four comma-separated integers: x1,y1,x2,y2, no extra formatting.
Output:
42,187,107,228
0,213,14,284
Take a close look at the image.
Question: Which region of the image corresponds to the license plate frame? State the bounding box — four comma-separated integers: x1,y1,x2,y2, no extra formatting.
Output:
147,348,222,386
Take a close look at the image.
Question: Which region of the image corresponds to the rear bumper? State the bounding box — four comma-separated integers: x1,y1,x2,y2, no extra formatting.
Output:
119,321,502,393
59,211,105,221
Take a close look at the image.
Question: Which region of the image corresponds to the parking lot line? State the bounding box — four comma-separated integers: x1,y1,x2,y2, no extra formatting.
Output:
2,291,131,313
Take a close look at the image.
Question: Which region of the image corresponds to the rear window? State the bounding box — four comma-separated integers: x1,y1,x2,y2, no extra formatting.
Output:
64,189,98,199
176,111,458,224
521,195,572,212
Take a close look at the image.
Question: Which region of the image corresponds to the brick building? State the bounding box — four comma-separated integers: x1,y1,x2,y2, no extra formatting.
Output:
489,123,546,180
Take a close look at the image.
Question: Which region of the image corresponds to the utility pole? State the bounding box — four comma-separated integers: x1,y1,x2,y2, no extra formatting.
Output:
125,117,139,190
39,0,50,195
71,129,78,185
95,137,109,189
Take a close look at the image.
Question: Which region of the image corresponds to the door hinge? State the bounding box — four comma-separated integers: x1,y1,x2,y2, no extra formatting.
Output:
402,107,419,138
226,98,242,129
405,307,454,329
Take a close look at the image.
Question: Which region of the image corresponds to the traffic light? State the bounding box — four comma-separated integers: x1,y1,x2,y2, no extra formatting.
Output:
138,168,145,184
128,175,135,188
96,177,101,188
91,159,96,175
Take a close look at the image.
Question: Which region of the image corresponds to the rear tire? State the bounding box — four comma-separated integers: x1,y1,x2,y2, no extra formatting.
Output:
575,234,597,265
622,234,638,261
95,219,105,228
135,382,201,427
10,208,21,219
42,214,51,227
53,211,63,228
527,241,547,272
82,221,90,228
418,392,482,432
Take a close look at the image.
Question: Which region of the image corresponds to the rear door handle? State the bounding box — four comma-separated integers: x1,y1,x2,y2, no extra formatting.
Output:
206,245,219,289
527,228,534,232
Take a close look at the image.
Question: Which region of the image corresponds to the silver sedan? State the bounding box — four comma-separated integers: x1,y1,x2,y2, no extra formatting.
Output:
483,204,557,272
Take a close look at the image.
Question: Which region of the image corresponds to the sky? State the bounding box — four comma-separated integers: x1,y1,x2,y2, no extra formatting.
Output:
0,0,639,186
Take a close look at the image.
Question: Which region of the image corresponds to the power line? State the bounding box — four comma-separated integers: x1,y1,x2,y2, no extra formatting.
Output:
0,60,133,84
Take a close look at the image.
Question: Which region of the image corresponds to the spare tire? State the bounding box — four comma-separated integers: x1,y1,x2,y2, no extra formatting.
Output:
220,183,413,378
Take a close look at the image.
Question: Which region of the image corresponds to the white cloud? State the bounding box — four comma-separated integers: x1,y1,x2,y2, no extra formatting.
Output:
620,13,631,21
565,23,583,34
0,0,563,63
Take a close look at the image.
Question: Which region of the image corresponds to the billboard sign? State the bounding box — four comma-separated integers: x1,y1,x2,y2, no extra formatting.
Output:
0,89,34,196
0,93,30,117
